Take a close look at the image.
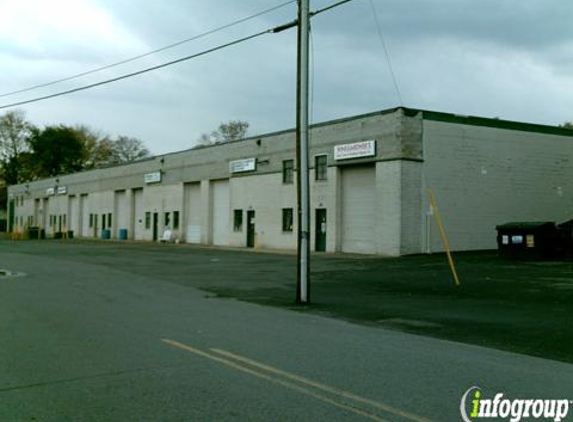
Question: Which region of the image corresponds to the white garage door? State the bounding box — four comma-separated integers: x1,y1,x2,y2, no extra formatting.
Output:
69,196,79,235
341,165,376,254
80,195,90,237
115,191,128,234
184,183,201,243
212,180,229,246
133,189,144,240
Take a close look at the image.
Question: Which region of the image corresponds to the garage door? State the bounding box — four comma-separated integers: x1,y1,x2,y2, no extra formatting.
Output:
115,191,128,234
184,183,201,243
69,196,79,235
80,195,90,237
212,180,230,246
341,165,376,254
133,189,144,240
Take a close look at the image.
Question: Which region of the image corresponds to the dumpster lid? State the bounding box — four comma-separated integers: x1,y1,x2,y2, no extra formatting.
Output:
496,222,555,230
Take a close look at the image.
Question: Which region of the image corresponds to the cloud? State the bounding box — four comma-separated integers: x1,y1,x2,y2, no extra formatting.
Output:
1,0,572,155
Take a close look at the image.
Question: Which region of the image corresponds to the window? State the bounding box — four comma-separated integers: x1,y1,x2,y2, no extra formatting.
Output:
233,210,243,231
282,208,294,232
89,214,93,228
283,159,294,184
63,214,67,228
145,212,151,229
108,213,112,228
164,212,171,227
315,155,327,181
173,211,180,230
102,214,106,229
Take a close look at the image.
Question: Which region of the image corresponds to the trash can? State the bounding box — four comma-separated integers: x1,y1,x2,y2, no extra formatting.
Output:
496,222,557,259
118,229,128,240
54,231,63,239
39,229,46,240
101,229,111,240
67,230,74,239
28,227,39,240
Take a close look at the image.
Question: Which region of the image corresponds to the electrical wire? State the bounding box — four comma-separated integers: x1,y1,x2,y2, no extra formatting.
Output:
0,0,360,111
368,0,403,106
311,0,357,16
0,0,296,99
0,30,270,110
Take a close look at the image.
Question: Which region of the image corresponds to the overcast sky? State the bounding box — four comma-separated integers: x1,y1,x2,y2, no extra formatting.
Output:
1,0,572,154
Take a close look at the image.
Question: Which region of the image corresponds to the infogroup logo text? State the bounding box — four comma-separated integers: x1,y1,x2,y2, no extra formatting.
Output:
460,387,571,422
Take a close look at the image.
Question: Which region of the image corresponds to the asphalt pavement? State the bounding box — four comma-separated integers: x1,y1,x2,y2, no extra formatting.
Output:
1,241,572,421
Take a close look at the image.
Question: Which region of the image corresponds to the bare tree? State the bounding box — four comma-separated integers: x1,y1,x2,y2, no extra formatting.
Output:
216,120,249,142
196,132,214,146
196,120,249,146
561,121,573,130
109,136,151,164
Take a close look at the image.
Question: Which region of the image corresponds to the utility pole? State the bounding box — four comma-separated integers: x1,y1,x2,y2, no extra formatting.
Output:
296,0,310,304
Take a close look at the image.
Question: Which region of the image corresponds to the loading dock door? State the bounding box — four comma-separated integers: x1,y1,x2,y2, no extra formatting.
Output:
80,195,89,237
212,180,230,246
115,191,128,237
184,183,201,243
69,196,79,235
341,165,376,254
133,189,144,240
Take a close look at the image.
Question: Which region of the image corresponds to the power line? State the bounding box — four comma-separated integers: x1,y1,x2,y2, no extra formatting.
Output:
0,30,270,110
0,0,360,111
311,0,357,16
368,0,403,106
0,0,296,99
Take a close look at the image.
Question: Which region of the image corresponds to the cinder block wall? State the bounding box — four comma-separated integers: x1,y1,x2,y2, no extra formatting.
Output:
423,119,573,252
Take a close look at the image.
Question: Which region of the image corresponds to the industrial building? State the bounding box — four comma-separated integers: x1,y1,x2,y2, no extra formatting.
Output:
7,107,573,256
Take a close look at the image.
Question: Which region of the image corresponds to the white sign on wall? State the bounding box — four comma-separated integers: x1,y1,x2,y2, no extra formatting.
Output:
57,186,67,195
229,158,256,173
46,187,55,196
144,171,162,184
334,140,376,160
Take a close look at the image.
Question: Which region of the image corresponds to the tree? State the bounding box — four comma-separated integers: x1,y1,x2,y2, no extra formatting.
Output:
28,125,85,178
561,121,573,130
0,110,34,184
196,120,249,146
73,125,115,169
109,136,151,164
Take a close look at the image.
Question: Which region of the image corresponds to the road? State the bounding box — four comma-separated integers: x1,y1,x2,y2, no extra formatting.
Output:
1,241,572,421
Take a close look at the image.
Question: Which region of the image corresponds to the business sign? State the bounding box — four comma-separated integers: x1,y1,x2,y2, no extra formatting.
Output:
46,187,55,196
57,186,67,195
144,171,162,184
229,158,256,173
334,140,376,160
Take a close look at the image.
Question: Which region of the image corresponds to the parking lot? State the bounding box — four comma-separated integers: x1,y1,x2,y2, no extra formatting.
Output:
3,239,573,363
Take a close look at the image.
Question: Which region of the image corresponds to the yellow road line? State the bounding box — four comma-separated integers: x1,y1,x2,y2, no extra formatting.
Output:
162,339,393,422
211,348,435,422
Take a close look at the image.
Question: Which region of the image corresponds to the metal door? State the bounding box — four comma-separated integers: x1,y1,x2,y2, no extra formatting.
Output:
246,210,255,248
315,209,327,252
